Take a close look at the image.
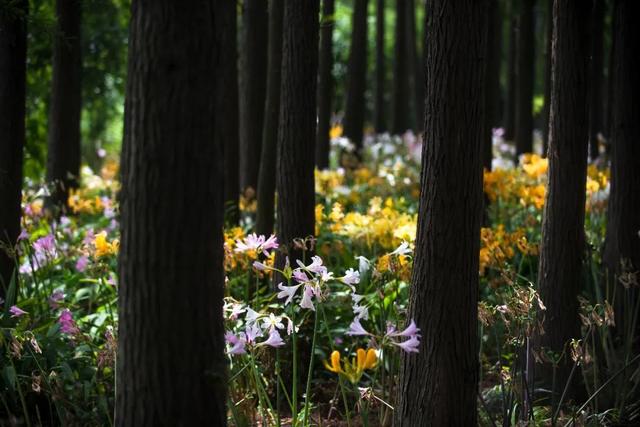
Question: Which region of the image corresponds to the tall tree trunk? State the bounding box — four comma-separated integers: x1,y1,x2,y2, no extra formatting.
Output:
542,0,552,157
484,0,501,171
504,7,517,142
603,0,640,328
221,0,240,224
406,0,424,133
374,0,386,133
588,0,605,161
515,0,534,157
240,0,268,193
343,0,368,153
256,0,285,236
315,0,335,170
391,0,409,135
0,0,27,298
395,1,486,425
46,0,82,212
536,0,591,402
116,0,227,424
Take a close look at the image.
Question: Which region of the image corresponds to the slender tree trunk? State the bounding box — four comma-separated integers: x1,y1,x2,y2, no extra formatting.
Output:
395,1,486,425
484,0,501,171
405,0,417,131
374,0,386,133
515,0,534,157
240,0,268,193
603,0,640,325
256,0,285,236
343,0,368,153
315,0,335,170
276,0,319,265
221,0,240,224
391,0,409,135
536,0,591,402
504,9,517,142
588,0,605,161
0,0,27,298
116,1,227,424
46,0,82,212
542,0,552,157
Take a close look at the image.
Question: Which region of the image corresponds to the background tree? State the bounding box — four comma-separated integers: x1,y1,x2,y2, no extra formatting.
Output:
374,0,385,133
315,0,335,170
221,0,240,224
484,0,501,171
342,0,367,153
257,0,285,236
504,7,516,142
395,0,486,424
46,0,82,211
391,0,409,135
116,0,227,423
0,0,27,298
536,0,591,401
588,0,605,161
240,0,268,193
515,0,534,157
541,0,552,156
406,0,423,133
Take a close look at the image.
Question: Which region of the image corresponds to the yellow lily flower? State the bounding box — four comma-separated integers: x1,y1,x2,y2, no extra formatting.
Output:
324,348,377,384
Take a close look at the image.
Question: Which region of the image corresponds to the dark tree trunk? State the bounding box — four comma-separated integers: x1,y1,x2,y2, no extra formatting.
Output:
484,0,501,171
588,0,605,161
343,0,368,152
515,0,534,157
504,8,517,141
406,0,424,133
46,0,82,212
276,0,319,265
374,0,386,133
0,0,27,298
395,1,486,425
221,0,240,224
315,0,335,170
116,0,227,424
240,0,268,193
604,0,640,310
256,0,285,236
391,0,409,135
542,0,552,157
536,0,591,402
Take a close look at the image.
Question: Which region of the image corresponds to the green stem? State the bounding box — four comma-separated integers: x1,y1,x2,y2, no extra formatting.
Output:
248,351,275,424
292,308,299,426
302,308,319,425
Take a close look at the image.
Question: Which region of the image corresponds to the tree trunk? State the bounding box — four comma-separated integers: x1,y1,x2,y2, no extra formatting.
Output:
588,0,605,161
315,0,335,170
221,0,240,224
256,0,285,236
0,0,27,298
405,0,418,131
374,0,386,133
276,0,319,265
116,1,227,424
240,0,268,193
46,0,82,212
542,0,552,157
536,0,591,403
504,8,517,141
391,0,409,135
603,0,640,324
484,0,501,171
343,0,368,152
395,1,486,425
515,0,534,157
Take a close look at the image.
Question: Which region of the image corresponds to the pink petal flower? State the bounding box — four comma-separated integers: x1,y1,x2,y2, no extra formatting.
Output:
9,305,28,318
387,320,420,338
346,318,371,336
277,283,301,306
299,285,315,311
393,334,421,353
259,330,285,348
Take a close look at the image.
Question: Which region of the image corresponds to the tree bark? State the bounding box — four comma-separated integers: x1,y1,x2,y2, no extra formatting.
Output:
374,0,386,133
343,0,368,152
0,0,27,298
395,1,486,425
256,0,285,236
315,0,335,170
604,0,640,305
116,0,227,424
588,0,605,161
391,0,409,135
542,0,552,157
515,0,534,157
536,0,591,402
46,0,82,212
221,0,240,224
276,0,319,265
504,7,517,141
240,0,268,193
